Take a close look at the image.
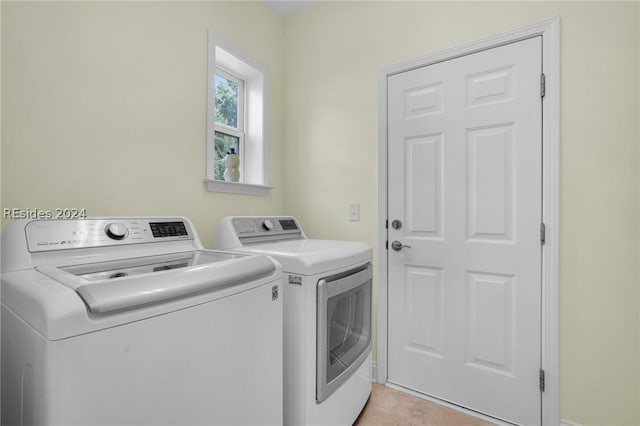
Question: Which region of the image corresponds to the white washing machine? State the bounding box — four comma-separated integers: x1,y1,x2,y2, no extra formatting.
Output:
1,217,283,426
215,216,372,426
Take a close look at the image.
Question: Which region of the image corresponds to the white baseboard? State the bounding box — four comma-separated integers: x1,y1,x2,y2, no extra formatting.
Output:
371,360,377,383
560,421,583,426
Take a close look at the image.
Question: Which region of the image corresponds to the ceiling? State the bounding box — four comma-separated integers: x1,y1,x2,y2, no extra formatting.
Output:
264,0,316,17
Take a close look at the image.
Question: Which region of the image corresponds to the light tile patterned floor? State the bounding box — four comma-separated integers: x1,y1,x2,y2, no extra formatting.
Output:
353,384,496,426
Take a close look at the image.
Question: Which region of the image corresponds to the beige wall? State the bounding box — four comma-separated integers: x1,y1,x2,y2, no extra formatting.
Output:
284,2,640,425
2,1,640,425
1,1,285,247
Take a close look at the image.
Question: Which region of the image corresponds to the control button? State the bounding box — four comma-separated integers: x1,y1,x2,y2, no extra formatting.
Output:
262,219,274,231
105,223,129,240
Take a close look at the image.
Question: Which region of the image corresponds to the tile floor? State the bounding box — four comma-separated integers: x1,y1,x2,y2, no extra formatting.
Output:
353,384,496,426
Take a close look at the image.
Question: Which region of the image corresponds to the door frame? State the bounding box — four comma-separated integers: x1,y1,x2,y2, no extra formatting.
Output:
376,17,560,426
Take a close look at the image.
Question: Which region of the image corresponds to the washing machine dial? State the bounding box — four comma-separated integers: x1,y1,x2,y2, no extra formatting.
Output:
262,219,274,231
105,222,129,240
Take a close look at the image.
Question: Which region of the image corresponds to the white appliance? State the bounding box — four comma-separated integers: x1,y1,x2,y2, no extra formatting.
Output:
215,216,372,426
1,217,283,426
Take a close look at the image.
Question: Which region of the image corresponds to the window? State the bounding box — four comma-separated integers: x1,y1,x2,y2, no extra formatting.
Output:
206,32,271,195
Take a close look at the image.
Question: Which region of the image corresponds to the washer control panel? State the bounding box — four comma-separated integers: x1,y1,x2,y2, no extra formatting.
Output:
231,216,303,243
25,218,193,252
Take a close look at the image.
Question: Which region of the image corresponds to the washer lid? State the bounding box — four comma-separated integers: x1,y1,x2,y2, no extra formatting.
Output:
239,239,372,275
36,250,276,315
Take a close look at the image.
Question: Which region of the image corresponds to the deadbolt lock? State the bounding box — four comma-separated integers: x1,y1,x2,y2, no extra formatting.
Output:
391,220,402,230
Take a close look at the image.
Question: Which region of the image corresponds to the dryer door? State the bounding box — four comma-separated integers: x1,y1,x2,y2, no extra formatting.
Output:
316,263,372,402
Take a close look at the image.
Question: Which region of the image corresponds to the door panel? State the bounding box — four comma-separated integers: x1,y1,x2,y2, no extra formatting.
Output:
466,271,515,375
406,134,443,237
466,123,514,241
387,37,542,425
405,266,444,357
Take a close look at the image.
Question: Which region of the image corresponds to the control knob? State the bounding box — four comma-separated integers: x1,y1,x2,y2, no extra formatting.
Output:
105,223,129,240
262,219,274,231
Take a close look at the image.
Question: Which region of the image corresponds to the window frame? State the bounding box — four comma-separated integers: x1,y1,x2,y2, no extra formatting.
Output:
205,32,272,196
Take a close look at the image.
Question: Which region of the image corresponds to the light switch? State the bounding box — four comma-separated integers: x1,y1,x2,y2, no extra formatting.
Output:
349,203,360,221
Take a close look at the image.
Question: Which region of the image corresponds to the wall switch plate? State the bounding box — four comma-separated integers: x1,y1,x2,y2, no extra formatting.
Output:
349,203,360,221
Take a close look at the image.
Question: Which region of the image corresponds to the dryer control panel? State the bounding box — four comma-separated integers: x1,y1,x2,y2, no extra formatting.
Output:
25,218,194,252
222,216,305,246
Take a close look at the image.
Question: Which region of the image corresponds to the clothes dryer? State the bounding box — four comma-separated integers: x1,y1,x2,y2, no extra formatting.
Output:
216,216,372,426
2,217,283,426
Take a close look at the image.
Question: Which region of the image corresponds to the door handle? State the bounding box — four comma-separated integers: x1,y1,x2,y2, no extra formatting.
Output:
391,241,412,251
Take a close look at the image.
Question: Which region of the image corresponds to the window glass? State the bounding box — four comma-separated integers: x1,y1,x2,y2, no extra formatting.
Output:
215,74,239,128
214,131,240,181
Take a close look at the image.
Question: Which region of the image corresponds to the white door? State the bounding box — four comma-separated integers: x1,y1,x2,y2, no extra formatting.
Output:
387,37,543,425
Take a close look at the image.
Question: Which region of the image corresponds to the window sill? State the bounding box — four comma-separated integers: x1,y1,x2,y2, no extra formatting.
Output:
204,179,273,196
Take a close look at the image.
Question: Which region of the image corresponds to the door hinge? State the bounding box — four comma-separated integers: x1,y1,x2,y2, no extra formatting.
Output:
540,222,546,244
540,73,546,98
539,369,546,392
385,240,388,250
385,219,389,229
